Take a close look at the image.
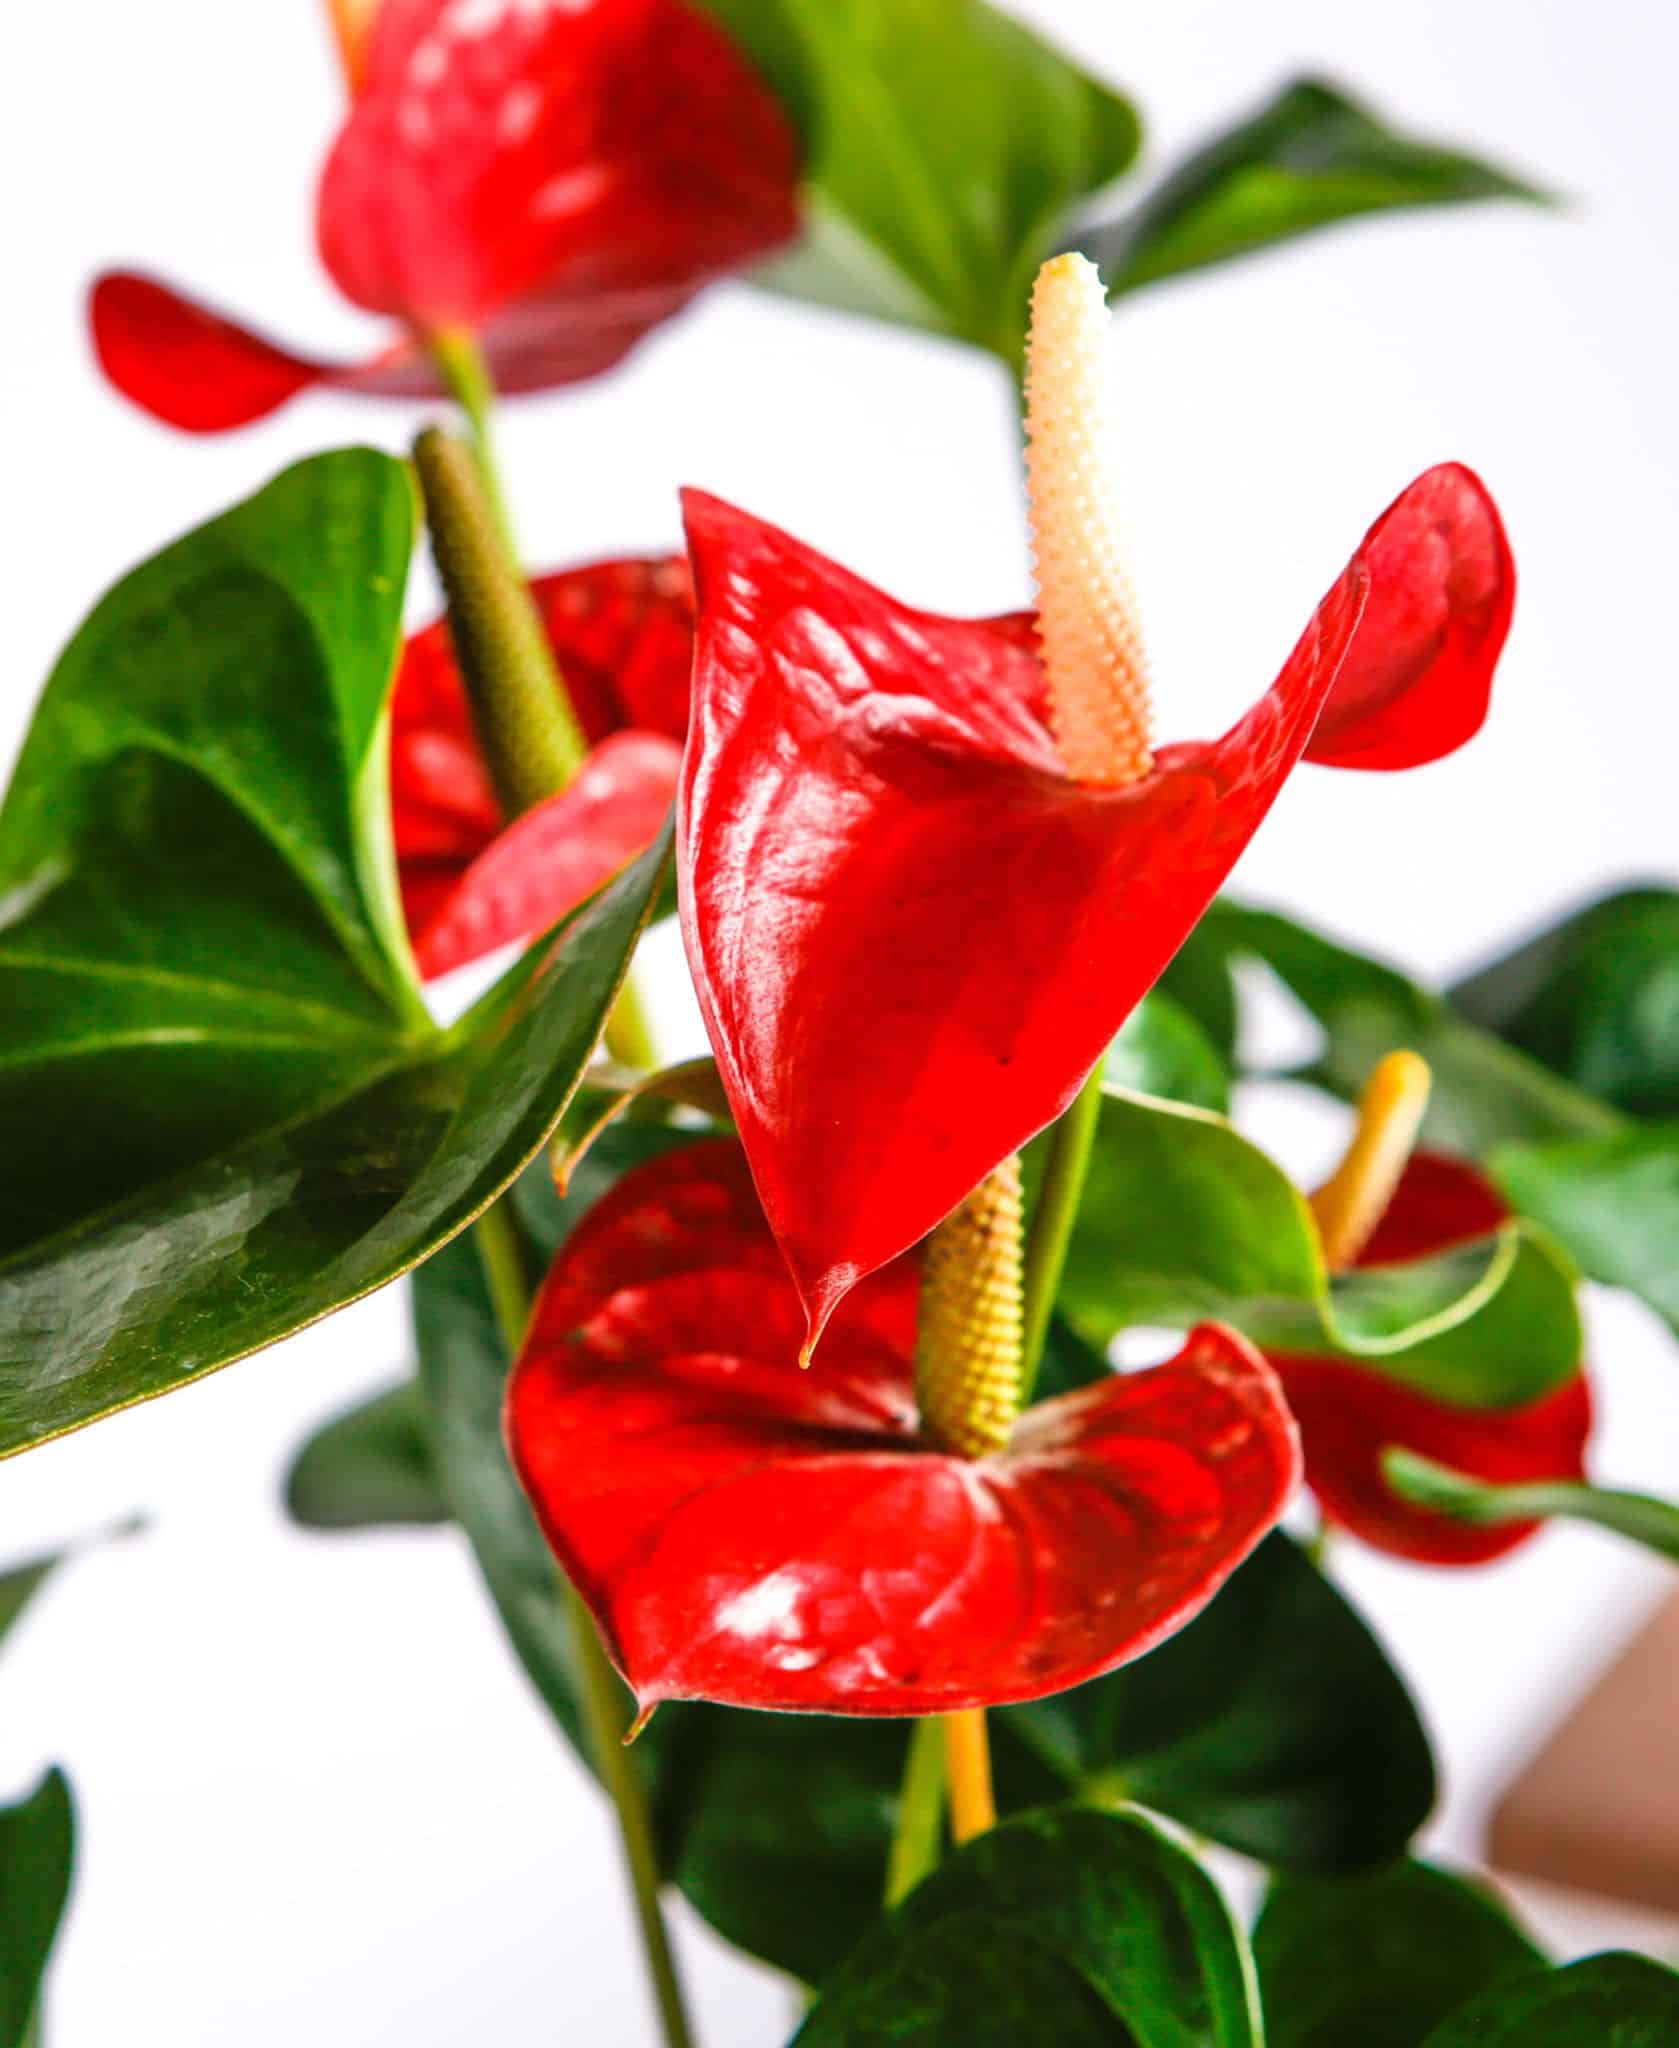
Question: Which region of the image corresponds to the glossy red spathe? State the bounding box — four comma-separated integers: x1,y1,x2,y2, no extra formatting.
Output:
1277,1153,1593,1565
676,466,1514,1345
392,555,692,975
506,1141,1302,1715
90,0,798,431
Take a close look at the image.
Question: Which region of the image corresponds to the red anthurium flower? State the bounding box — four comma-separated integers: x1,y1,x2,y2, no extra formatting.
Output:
392,555,691,975
1283,1148,1593,1567
90,0,799,432
507,1141,1301,1714
676,455,1513,1343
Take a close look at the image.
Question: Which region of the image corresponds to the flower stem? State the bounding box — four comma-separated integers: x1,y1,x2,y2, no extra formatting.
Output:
942,1710,997,1844
429,326,521,560
472,1199,694,2048
884,1718,947,1907
1018,1062,1105,1402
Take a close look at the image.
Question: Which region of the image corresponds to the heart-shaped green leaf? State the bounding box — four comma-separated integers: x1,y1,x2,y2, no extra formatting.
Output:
997,1531,1435,1874
1451,888,1679,1119
1420,1954,1679,2045
1254,1859,1542,2048
1384,1452,1679,1563
0,453,669,1455
0,1769,73,2048
1082,77,1546,296
698,0,1140,363
793,1808,1260,2047
1104,992,1231,1113
1050,1081,1581,1406
285,1380,446,1529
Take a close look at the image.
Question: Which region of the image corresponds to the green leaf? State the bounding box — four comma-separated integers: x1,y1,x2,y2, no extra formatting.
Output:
1492,1126,1679,1333
1254,1859,1542,2048
1056,1083,1581,1406
1169,902,1621,1153
0,1769,74,2048
794,1808,1260,2047
997,1532,1435,1874
0,1556,58,1658
1451,887,1679,1119
1083,77,1546,296
698,0,1141,363
285,1379,447,1530
0,451,669,1454
1421,1953,1679,2045
1104,992,1230,1113
1384,1452,1679,1563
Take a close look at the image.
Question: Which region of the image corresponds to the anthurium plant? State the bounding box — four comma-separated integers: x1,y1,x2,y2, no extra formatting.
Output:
5,1,1677,2042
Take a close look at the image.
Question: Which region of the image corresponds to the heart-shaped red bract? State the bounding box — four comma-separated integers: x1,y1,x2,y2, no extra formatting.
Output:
506,1141,1301,1715
392,555,692,975
1275,1154,1593,1565
676,466,1514,1346
89,0,798,432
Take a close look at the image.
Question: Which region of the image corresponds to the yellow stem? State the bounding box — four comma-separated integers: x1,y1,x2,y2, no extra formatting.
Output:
1310,1050,1434,1269
943,1711,997,1844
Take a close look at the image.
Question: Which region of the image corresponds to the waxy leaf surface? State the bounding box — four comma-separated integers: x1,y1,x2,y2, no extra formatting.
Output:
1254,1859,1542,2048
677,468,1512,1341
91,0,798,429
0,1770,73,2048
1083,77,1545,296
0,453,668,1452
509,1141,1300,1715
698,0,1139,362
1420,1954,1679,2045
794,1809,1260,2048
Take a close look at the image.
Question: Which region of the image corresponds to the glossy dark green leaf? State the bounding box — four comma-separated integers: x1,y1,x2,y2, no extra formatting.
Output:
1384,1452,1679,1563
1421,1953,1679,2045
0,451,669,1454
794,1808,1260,2047
1254,1859,1541,2048
997,1532,1435,1874
1451,888,1679,1118
0,822,667,1457
0,1769,73,2048
285,1380,446,1530
1083,77,1545,295
698,0,1140,362
1057,1082,1581,1405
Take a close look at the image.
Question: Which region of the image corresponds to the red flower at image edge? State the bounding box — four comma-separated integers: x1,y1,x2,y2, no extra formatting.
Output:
1278,1151,1592,1567
89,0,798,431
393,555,691,976
676,464,1515,1344
507,1141,1301,1714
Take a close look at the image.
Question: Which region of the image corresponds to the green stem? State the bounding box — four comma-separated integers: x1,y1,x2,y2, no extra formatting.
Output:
472,1200,695,2048
884,1718,946,1908
1018,1063,1105,1401
420,334,652,1063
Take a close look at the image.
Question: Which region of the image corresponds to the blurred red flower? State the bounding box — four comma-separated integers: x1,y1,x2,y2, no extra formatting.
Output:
1279,1152,1593,1566
90,0,798,431
507,1141,1301,1715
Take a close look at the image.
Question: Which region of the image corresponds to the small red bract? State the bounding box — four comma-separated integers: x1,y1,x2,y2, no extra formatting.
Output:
676,466,1515,1346
1275,1153,1593,1565
89,0,799,431
506,1141,1302,1716
391,555,692,975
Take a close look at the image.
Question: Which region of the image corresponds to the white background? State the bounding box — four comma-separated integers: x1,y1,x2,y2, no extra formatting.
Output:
4,1,1679,2040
